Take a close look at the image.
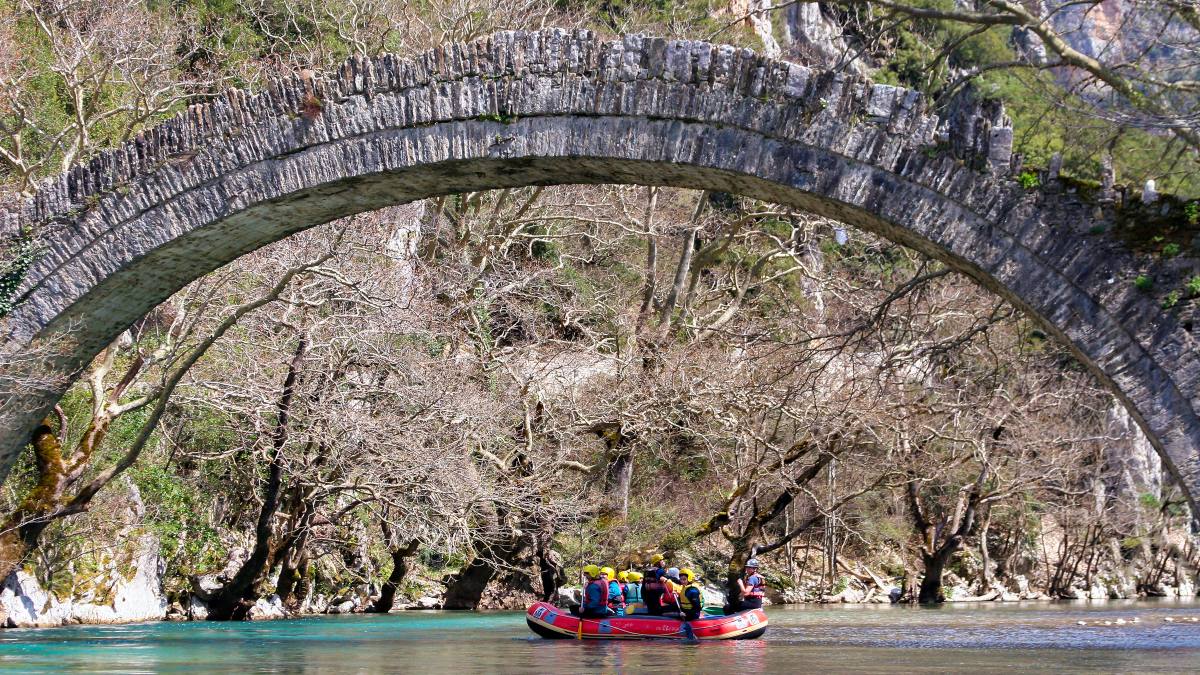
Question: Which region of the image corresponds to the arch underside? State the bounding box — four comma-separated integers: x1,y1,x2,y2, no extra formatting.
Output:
1,31,1196,513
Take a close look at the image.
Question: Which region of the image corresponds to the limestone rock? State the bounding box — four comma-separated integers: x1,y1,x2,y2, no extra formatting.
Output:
1,533,167,627
248,595,287,620
556,586,582,607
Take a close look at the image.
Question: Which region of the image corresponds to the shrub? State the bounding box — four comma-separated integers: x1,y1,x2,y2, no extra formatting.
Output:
1133,274,1153,291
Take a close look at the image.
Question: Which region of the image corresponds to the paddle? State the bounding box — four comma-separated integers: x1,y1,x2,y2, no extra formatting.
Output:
672,583,697,643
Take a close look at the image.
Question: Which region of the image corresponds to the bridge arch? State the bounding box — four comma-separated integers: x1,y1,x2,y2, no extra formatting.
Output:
1,30,1197,511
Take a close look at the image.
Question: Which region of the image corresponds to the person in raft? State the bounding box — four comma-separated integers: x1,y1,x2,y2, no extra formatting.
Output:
604,567,625,614
676,569,705,621
641,567,666,615
736,558,766,611
617,570,630,604
661,568,684,616
578,565,611,618
624,571,643,606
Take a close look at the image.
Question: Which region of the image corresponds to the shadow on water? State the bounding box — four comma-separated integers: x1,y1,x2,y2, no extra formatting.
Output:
2,599,1199,674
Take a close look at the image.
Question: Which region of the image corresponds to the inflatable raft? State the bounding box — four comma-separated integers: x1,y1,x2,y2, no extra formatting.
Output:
525,601,768,640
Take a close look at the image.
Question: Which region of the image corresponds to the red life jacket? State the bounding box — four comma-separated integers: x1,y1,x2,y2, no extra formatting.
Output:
660,580,679,608
583,578,609,612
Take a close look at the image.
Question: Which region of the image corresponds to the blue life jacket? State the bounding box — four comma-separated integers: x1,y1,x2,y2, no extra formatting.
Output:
625,582,642,604
608,580,625,609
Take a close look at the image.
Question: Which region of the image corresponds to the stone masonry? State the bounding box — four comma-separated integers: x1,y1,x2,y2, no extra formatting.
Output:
0,30,1197,512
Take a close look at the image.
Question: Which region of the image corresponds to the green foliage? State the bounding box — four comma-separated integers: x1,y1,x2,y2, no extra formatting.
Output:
1162,290,1180,309
1162,243,1182,258
1017,170,1040,189
1133,274,1153,291
1138,492,1162,510
1185,201,1200,226
1186,276,1200,297
131,461,225,576
0,229,40,318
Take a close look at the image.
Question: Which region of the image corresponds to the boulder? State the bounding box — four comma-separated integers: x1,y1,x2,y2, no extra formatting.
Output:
556,586,582,607
1,534,168,627
190,574,225,602
165,601,187,621
248,595,287,620
187,596,209,621
0,571,68,627
329,600,356,614
414,596,440,609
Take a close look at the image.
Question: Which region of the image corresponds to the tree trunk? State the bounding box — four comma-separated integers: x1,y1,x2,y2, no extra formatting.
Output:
442,537,531,610
207,333,307,620
372,535,420,613
0,419,68,582
534,523,564,602
978,507,993,589
607,452,633,521
724,539,758,610
918,553,948,604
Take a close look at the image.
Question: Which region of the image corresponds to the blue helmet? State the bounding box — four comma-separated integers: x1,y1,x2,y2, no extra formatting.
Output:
666,567,681,581
746,558,760,568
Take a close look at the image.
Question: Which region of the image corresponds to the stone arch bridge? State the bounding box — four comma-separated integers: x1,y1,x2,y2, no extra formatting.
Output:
1,30,1198,511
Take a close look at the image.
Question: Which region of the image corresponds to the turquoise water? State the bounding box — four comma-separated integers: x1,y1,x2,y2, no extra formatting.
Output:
2,599,1200,673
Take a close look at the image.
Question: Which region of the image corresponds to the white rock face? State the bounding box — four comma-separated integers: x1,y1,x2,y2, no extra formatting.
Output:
0,572,63,627
0,534,168,628
556,586,582,607
1104,401,1162,501
188,597,210,621
248,595,286,620
702,585,728,607
415,596,440,609
110,534,169,623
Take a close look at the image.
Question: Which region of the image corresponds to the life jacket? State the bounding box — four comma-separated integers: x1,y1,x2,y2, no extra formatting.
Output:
642,574,664,609
678,582,704,611
583,578,609,612
660,579,679,608
607,580,625,610
625,582,642,604
744,573,765,599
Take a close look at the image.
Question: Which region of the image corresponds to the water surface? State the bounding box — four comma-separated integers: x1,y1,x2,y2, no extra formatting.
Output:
2,598,1199,673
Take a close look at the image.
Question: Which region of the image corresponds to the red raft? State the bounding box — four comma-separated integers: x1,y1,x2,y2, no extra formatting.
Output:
525,601,768,641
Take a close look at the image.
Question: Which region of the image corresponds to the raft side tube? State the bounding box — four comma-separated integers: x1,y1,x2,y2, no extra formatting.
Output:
524,601,768,641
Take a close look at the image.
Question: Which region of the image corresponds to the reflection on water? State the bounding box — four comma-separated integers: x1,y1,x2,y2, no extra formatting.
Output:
1,598,1199,673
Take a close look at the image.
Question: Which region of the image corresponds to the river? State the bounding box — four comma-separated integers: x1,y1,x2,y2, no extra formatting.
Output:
2,599,1199,673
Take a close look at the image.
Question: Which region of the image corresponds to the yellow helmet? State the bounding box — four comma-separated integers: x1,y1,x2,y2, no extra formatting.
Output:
679,568,696,582
650,554,665,564
601,566,615,578
629,572,643,582
617,571,630,582
583,564,601,579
